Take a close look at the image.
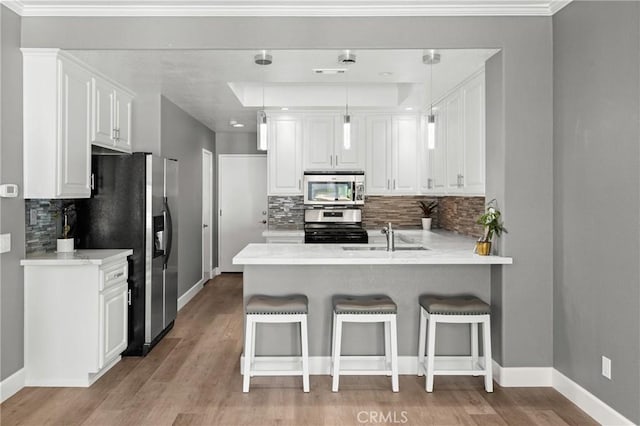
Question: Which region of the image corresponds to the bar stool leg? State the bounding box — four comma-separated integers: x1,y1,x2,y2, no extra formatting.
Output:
300,316,310,393
482,317,493,392
330,312,336,377
332,316,343,392
389,316,399,392
425,315,437,392
243,316,254,393
471,322,479,376
384,320,391,376
417,307,427,377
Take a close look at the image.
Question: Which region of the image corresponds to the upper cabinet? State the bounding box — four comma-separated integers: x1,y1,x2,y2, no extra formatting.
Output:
365,114,419,195
23,49,135,199
422,69,486,196
268,114,303,195
302,113,365,171
91,78,134,153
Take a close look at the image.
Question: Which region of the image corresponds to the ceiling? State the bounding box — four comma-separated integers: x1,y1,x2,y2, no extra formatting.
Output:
3,0,572,17
73,49,499,133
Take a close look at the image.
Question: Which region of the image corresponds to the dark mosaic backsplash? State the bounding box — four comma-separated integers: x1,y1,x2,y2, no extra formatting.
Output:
439,196,485,239
362,196,439,229
268,196,305,230
25,199,77,254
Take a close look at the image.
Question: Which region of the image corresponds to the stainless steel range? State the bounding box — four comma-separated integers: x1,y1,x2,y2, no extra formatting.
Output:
304,208,368,244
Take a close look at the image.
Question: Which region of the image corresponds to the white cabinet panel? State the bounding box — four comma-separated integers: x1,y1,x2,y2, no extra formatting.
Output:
427,108,448,194
392,115,419,194
91,78,114,149
365,115,392,195
99,282,128,369
58,59,92,198
462,73,485,195
445,91,464,194
268,116,303,195
303,114,335,170
335,114,365,170
114,91,133,153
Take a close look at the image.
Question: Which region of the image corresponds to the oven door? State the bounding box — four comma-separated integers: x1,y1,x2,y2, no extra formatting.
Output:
303,175,356,205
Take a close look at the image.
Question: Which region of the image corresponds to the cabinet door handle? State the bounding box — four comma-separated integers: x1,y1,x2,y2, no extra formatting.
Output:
335,155,339,166
393,179,397,190
387,179,390,190
427,178,433,189
112,128,117,140
459,175,464,188
128,289,132,306
330,155,333,167
298,179,302,190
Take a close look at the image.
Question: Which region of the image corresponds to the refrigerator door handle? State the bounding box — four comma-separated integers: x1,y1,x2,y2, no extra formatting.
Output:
164,196,173,269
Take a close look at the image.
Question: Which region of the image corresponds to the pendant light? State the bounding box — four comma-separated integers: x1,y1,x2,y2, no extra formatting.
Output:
339,50,356,150
423,51,440,150
255,51,272,151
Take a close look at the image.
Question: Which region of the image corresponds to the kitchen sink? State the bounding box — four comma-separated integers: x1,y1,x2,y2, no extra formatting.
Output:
343,246,428,251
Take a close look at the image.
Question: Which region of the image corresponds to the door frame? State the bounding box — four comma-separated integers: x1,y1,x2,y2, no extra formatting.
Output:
202,149,214,279
217,154,268,271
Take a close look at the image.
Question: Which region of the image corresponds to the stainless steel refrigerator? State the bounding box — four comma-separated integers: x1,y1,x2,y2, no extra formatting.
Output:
77,152,178,356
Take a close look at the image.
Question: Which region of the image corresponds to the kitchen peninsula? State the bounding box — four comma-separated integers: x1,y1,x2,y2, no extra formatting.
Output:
233,230,511,371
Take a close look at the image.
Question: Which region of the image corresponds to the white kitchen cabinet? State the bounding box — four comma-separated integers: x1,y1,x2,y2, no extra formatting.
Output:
23,49,136,199
421,69,486,196
365,114,419,195
302,113,365,171
91,78,134,153
21,250,132,387
268,114,304,195
23,50,92,199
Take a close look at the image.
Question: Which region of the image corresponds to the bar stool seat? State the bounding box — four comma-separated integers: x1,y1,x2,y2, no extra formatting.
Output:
417,295,493,393
243,294,309,393
331,295,399,392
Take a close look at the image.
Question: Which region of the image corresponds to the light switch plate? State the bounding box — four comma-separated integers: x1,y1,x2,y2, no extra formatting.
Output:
602,356,612,379
0,233,11,254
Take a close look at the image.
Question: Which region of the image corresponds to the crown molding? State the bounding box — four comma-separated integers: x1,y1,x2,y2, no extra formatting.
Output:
3,1,573,17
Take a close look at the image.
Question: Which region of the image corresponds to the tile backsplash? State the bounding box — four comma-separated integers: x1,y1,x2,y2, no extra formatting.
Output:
25,199,77,254
267,194,486,238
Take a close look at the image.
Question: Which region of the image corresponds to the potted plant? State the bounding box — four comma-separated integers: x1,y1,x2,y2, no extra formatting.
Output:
418,200,438,230
475,199,507,256
56,204,76,253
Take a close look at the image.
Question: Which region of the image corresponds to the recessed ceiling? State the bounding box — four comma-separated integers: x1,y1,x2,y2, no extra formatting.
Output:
3,0,572,17
72,49,499,133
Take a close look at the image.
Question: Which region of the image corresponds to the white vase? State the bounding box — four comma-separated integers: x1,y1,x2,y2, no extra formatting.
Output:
421,218,432,230
56,238,74,253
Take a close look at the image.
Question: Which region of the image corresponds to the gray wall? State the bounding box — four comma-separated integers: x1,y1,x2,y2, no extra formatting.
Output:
215,132,260,155
132,93,161,155
160,96,216,297
0,5,25,382
553,2,640,423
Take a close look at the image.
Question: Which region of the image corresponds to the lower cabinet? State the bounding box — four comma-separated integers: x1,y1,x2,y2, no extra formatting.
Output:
22,255,130,387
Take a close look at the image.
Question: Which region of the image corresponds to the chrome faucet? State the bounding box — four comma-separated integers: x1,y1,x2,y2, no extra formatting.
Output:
381,222,395,252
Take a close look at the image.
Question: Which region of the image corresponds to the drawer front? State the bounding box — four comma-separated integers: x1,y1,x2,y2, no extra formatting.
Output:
100,261,128,291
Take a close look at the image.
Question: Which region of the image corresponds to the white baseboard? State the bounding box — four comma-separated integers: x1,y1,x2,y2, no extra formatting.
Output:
552,369,634,426
0,368,25,403
177,277,207,311
492,360,553,387
210,267,221,279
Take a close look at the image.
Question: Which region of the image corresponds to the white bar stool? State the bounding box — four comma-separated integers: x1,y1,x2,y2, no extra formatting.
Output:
243,294,309,393
417,295,493,392
331,295,399,392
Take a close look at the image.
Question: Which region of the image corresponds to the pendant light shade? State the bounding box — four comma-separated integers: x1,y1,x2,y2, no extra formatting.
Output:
423,51,440,151
259,111,268,151
256,51,271,151
343,114,351,150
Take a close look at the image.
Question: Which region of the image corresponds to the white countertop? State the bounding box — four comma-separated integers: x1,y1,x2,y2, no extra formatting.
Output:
235,230,512,265
21,249,133,266
262,229,305,237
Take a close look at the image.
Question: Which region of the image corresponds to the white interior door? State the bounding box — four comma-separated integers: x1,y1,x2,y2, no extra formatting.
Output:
202,149,213,278
219,155,268,272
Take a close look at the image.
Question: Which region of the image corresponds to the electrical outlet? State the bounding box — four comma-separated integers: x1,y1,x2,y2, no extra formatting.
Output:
30,208,38,225
602,356,612,380
0,233,11,254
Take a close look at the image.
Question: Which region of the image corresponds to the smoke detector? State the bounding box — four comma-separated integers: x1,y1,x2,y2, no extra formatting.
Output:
422,51,441,65
338,50,357,64
254,51,273,65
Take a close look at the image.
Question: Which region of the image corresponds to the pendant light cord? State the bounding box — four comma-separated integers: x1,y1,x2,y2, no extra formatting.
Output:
429,60,433,116
345,65,349,116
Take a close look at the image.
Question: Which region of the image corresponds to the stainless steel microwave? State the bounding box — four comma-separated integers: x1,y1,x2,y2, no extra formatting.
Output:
303,171,365,206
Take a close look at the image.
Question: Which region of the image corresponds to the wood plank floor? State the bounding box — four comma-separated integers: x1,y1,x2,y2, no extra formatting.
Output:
1,273,597,426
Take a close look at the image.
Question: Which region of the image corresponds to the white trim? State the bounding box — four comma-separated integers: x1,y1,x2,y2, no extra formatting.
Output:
210,267,221,279
492,360,553,387
0,368,25,403
7,0,572,17
552,369,635,426
177,277,207,311
202,148,214,281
